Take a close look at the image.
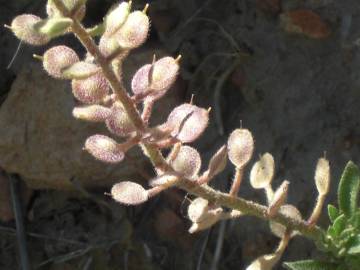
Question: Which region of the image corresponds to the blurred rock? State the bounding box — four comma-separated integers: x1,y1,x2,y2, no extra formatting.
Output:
0,47,185,190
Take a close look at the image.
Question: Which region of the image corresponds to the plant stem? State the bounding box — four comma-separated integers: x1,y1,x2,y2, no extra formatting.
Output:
52,0,324,244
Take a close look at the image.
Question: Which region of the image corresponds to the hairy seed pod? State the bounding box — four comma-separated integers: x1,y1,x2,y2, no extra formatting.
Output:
314,157,330,195
72,72,110,104
227,129,254,168
10,14,50,45
207,145,228,179
72,105,111,122
46,0,86,21
63,61,100,79
269,204,302,238
188,198,210,223
116,10,149,49
166,103,209,143
104,1,131,37
43,46,79,79
149,174,178,187
131,56,179,100
111,181,148,205
34,17,73,38
250,153,275,189
84,134,124,163
267,181,289,217
170,145,201,179
105,102,136,137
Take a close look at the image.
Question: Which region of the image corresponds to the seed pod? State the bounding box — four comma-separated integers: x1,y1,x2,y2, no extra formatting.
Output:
111,181,149,205
98,35,130,60
188,207,223,233
207,145,228,179
187,198,210,223
131,56,179,100
170,145,201,179
245,252,281,270
250,153,275,189
72,72,110,104
267,180,289,217
105,102,136,137
116,10,149,49
62,61,100,79
314,157,330,195
104,1,131,36
84,134,124,163
227,129,254,168
166,103,209,143
34,17,73,38
10,14,50,45
46,0,86,21
269,204,302,238
72,105,111,122
43,46,79,79
149,174,179,187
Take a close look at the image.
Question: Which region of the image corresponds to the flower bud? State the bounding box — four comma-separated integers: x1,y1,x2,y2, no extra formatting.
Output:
227,129,254,168
43,45,79,79
207,145,228,179
116,10,149,49
104,1,131,37
47,0,86,21
84,134,124,163
111,181,148,205
72,105,111,122
170,145,201,179
166,103,209,143
72,72,110,104
10,14,50,45
105,102,136,137
131,56,179,100
34,17,73,38
269,204,302,238
250,153,275,189
314,157,330,195
62,61,99,79
267,180,289,217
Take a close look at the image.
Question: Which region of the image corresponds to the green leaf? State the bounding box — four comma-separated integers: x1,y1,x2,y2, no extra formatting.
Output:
328,204,340,223
331,214,347,237
283,260,338,270
347,235,360,254
338,161,360,217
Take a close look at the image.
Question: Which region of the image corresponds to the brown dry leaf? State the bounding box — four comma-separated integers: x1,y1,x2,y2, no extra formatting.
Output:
280,9,331,39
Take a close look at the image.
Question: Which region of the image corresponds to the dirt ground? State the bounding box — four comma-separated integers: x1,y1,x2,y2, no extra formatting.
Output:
1,0,360,269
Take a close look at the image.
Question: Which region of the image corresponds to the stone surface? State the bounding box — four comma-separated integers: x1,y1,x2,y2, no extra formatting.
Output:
0,48,184,190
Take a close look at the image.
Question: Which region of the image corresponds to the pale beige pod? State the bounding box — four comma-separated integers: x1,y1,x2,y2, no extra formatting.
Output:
250,153,275,189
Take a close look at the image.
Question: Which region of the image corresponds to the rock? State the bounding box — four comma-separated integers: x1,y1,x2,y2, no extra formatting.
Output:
0,47,185,190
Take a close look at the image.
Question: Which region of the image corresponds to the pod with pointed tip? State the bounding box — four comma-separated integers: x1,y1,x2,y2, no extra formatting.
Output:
10,14,50,45
84,134,125,163
314,157,330,195
207,145,228,179
227,129,254,168
111,181,149,205
250,153,275,189
104,1,131,37
267,180,289,217
43,45,79,79
170,145,201,179
105,102,136,137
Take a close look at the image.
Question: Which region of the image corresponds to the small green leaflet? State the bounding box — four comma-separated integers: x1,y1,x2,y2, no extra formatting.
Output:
283,260,338,270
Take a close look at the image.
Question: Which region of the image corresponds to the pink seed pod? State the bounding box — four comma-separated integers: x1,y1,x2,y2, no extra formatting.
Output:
267,180,289,217
105,102,136,137
116,10,149,49
207,145,228,179
72,105,111,122
46,0,86,21
166,103,209,143
10,14,50,45
72,72,110,104
131,56,179,100
84,134,125,163
111,181,149,205
104,1,131,37
269,204,302,238
62,61,100,80
43,46,79,79
227,128,254,168
170,145,201,179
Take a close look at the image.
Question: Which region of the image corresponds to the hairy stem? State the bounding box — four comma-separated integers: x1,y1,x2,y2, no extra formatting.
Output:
52,0,324,244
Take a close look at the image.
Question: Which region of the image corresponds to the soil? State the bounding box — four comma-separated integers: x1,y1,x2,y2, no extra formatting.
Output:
1,0,360,269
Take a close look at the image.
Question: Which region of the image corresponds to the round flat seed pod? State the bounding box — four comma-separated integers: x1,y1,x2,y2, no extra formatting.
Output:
250,153,275,189
11,14,50,45
72,73,110,104
227,129,254,168
170,145,201,179
187,198,209,223
84,134,124,163
269,204,302,238
166,103,209,143
111,181,148,205
43,46,79,79
105,102,136,137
